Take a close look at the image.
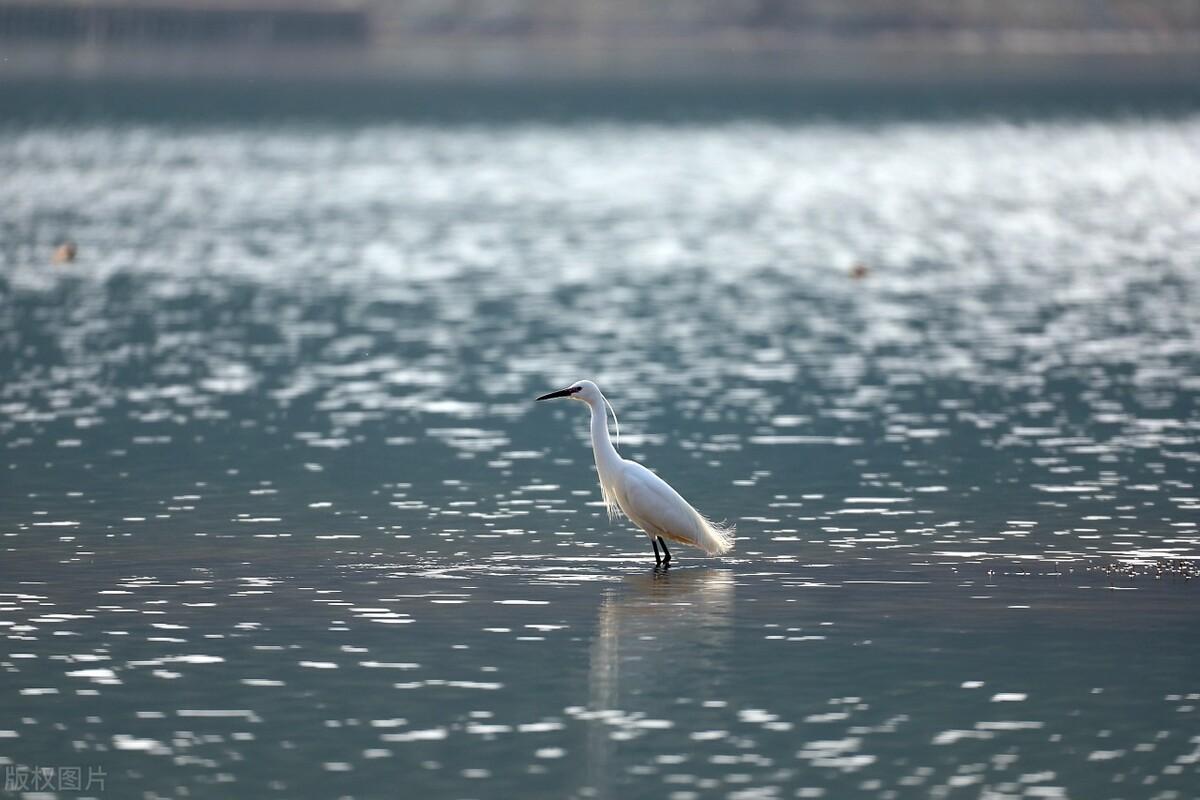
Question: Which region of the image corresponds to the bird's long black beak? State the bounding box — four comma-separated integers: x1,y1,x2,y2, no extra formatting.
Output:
536,387,577,401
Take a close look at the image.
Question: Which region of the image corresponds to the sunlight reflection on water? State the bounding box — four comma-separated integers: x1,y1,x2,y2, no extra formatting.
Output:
1,110,1199,798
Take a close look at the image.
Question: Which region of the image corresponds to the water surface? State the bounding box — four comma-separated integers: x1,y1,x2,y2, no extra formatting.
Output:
1,93,1198,798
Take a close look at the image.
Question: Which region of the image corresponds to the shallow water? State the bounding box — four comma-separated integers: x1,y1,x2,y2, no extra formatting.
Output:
1,96,1199,798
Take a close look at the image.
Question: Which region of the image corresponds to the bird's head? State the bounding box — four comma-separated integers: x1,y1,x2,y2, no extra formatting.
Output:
535,379,601,405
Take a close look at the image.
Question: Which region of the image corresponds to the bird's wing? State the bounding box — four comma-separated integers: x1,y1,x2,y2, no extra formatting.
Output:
618,461,702,545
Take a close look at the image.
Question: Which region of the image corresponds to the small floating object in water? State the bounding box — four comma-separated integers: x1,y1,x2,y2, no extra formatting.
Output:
535,380,734,567
53,241,78,263
849,262,869,280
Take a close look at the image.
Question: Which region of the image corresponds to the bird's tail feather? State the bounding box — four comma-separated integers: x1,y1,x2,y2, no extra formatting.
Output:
694,513,735,556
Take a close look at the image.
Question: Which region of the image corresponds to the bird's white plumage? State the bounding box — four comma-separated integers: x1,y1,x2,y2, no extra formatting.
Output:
536,379,734,561
616,461,734,555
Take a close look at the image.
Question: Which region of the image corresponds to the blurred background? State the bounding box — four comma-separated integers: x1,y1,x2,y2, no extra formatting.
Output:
3,0,1200,85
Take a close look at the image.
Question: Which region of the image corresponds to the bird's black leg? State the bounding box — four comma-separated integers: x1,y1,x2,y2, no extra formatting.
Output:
658,537,671,566
651,538,662,566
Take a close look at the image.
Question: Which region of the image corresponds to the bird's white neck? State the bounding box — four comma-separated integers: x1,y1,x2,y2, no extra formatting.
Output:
587,397,622,474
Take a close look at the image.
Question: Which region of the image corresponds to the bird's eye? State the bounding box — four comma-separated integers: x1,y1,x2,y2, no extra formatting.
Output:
569,386,583,393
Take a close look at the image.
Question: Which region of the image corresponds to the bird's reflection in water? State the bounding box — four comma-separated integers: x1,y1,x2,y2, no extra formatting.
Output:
584,568,735,798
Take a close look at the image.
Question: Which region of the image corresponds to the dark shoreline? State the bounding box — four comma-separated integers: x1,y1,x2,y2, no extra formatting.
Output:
3,75,1200,123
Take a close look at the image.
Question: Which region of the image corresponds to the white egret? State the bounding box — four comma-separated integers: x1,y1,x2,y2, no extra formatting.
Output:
535,380,734,566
